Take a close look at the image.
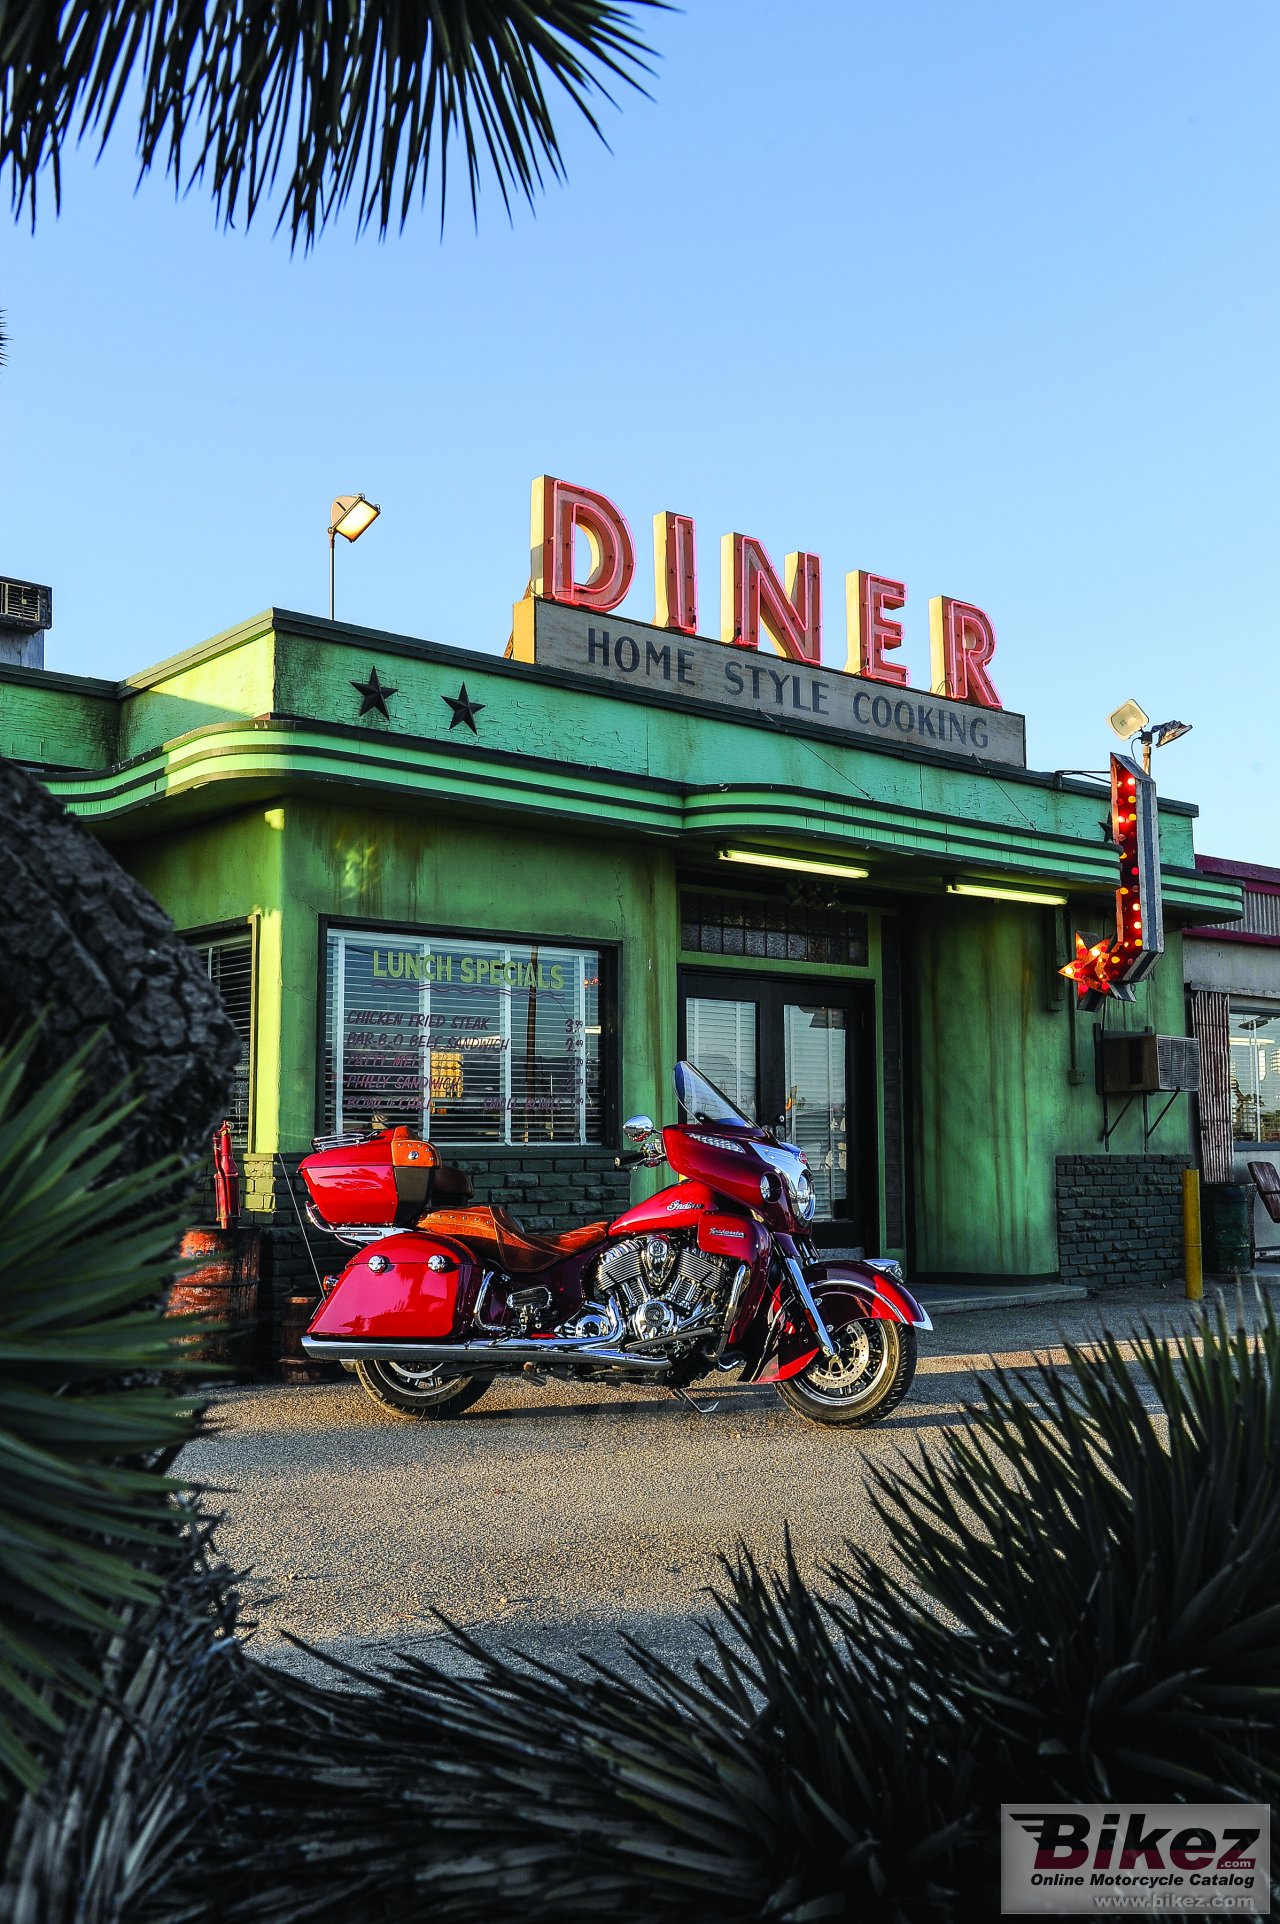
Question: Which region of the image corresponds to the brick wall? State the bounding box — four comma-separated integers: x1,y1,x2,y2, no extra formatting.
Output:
239,1149,633,1373
1055,1154,1190,1289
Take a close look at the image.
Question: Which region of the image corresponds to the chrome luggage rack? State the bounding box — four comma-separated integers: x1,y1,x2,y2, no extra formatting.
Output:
304,1200,398,1247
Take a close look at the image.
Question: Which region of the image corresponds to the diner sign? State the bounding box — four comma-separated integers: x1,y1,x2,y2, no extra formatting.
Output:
508,474,1026,767
511,597,1028,768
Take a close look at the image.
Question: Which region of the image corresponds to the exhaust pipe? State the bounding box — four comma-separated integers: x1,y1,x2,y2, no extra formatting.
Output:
301,1335,671,1374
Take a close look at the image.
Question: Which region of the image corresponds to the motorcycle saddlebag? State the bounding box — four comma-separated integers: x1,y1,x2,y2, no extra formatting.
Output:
300,1127,473,1228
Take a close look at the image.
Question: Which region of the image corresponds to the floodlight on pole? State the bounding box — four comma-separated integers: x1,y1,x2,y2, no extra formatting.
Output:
1136,717,1192,774
1107,698,1149,742
1106,697,1191,774
328,493,381,620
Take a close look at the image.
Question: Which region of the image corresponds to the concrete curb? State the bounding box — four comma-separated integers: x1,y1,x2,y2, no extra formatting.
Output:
914,1284,1090,1318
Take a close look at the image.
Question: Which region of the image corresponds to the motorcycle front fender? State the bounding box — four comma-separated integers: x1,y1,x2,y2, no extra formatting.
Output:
307,1233,481,1343
742,1261,931,1386
805,1263,933,1332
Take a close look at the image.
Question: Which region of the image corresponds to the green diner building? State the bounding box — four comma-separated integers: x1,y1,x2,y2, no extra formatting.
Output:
0,595,1242,1293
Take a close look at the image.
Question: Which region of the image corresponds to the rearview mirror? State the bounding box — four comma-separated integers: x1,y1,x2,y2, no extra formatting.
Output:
623,1115,655,1143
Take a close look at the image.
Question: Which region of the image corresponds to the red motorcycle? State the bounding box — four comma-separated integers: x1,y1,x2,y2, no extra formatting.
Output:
298,1061,929,1428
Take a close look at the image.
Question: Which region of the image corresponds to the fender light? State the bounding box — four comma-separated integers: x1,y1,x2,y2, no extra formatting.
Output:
866,1257,905,1286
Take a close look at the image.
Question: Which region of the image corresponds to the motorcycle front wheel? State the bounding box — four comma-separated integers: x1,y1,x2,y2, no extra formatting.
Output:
354,1358,491,1421
777,1318,917,1427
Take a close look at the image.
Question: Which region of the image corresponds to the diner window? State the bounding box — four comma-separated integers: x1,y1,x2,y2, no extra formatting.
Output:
323,929,604,1146
1229,1009,1280,1144
188,930,253,1144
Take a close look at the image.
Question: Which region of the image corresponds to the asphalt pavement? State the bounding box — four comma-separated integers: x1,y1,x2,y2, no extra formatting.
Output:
176,1281,1267,1688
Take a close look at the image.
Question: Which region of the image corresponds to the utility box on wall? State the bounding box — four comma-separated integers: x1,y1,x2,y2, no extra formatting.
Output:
1097,1030,1201,1096
0,576,52,669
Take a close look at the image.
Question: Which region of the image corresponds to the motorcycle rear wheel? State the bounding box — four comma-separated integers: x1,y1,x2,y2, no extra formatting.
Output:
354,1358,491,1421
777,1319,917,1427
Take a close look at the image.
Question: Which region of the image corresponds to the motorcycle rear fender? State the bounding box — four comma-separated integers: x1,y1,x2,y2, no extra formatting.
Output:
307,1233,480,1343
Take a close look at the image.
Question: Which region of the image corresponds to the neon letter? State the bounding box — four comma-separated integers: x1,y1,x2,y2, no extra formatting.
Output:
847,571,909,685
928,596,1001,708
653,512,697,635
531,475,635,612
720,533,820,663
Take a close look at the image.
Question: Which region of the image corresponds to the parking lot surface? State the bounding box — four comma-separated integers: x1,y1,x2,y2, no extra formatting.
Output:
176,1286,1244,1683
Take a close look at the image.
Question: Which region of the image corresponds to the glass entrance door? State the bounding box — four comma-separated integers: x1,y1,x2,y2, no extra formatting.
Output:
783,1001,847,1221
680,971,876,1248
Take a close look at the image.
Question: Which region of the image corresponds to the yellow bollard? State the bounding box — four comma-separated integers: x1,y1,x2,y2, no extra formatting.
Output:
1183,1168,1203,1301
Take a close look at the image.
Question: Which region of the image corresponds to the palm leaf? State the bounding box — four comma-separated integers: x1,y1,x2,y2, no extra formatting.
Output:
0,1,665,247
831,1292,1280,1808
0,1030,207,1799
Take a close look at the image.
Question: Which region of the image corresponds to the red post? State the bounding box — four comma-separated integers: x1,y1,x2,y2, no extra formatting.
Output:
212,1121,240,1230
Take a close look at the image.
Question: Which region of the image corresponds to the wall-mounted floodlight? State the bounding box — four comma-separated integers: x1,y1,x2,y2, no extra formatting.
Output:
328,493,381,619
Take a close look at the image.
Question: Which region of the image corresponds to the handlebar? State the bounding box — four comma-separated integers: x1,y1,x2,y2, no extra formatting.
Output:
613,1150,650,1169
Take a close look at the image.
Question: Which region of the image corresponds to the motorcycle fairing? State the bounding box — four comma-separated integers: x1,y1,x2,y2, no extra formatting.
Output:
307,1234,480,1342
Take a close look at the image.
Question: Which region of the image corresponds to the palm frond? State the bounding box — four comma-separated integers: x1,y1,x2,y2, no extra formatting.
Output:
0,1,665,247
0,1030,206,1800
2,1500,251,1923
831,1293,1280,1807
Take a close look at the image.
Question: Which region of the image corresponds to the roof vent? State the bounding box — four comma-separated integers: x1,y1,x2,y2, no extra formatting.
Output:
0,577,53,669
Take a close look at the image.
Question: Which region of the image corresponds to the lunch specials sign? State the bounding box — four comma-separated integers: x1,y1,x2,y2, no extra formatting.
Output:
507,476,1028,769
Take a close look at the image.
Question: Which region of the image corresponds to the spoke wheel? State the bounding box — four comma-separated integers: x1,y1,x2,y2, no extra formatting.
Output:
778,1318,917,1428
354,1358,490,1421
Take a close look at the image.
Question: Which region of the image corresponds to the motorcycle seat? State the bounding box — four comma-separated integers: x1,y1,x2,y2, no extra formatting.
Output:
417,1205,611,1274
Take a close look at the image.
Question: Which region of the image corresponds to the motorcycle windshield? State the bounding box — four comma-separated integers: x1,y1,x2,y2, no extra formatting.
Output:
673,1060,753,1127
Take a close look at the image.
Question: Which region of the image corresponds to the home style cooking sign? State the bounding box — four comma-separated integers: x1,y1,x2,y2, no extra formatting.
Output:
508,476,1027,769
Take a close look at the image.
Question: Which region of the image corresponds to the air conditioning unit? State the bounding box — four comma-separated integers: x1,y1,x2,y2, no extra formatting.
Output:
0,578,52,631
1097,1031,1201,1096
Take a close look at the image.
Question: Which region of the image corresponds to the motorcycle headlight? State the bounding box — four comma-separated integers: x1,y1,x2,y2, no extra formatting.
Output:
758,1144,816,1223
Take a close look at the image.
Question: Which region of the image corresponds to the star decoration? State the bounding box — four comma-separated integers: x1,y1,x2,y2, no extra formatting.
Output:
351,666,397,719
1058,933,1135,1009
442,683,485,733
1060,931,1123,1002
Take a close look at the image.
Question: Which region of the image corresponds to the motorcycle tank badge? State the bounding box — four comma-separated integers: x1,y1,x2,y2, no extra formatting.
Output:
298,1061,929,1428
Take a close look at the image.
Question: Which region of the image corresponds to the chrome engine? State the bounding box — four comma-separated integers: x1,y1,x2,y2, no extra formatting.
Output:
562,1233,736,1347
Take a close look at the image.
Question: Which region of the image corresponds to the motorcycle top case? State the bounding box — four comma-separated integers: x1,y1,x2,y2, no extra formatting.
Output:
308,1233,480,1341
301,1127,471,1227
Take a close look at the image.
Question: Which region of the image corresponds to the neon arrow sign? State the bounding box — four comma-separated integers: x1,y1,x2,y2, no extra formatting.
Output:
1059,753,1165,1010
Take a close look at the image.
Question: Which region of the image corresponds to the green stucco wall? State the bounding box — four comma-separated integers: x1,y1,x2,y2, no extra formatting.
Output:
0,671,118,769
909,896,1190,1274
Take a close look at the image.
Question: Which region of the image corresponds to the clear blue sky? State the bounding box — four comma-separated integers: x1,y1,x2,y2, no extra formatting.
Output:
2,1,1275,860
